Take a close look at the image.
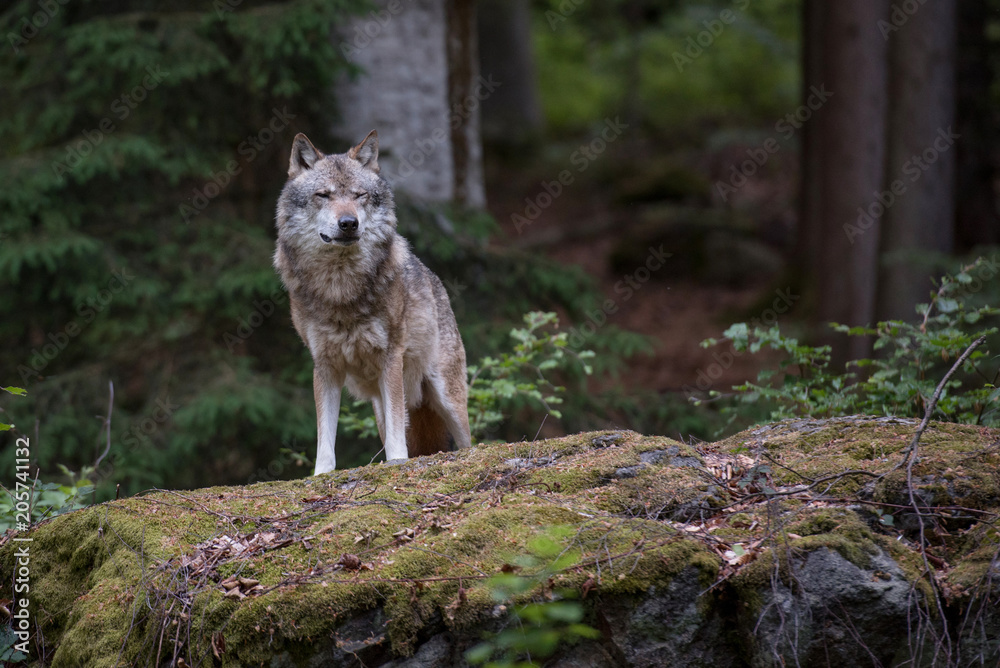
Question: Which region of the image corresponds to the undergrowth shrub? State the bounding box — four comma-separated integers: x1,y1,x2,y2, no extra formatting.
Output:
697,258,1000,427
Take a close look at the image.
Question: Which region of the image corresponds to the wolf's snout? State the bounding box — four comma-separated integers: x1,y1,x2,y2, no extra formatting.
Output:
318,215,359,245
338,215,359,233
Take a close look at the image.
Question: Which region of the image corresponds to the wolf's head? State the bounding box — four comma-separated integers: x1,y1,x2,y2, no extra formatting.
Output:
276,130,395,252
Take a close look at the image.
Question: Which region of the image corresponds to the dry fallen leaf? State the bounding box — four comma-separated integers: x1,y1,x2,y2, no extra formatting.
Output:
211,631,226,659
338,554,363,571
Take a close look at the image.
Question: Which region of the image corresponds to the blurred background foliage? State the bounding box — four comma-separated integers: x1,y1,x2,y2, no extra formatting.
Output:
1,0,999,501
533,0,800,135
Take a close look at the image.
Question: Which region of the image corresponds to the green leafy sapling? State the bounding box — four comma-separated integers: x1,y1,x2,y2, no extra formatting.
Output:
465,527,600,668
467,311,595,439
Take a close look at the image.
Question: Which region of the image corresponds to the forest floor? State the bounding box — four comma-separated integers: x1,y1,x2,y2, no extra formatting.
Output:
482,143,794,403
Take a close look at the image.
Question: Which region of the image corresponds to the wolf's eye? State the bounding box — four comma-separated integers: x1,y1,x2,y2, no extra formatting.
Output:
315,191,331,199
353,191,368,200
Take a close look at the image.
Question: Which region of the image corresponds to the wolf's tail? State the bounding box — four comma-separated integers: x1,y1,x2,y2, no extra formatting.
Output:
406,381,452,457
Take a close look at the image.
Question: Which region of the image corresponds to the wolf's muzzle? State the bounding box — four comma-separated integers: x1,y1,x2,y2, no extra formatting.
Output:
320,215,360,245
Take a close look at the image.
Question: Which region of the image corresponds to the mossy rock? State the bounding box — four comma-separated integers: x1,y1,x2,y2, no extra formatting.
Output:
2,421,998,666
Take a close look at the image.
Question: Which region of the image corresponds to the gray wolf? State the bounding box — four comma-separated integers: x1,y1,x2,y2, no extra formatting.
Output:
274,130,472,475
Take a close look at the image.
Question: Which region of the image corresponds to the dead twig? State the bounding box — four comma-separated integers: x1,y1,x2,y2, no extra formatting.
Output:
898,335,987,468
93,380,114,470
893,335,986,665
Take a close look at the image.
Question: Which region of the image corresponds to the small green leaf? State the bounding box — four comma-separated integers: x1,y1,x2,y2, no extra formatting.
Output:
2,386,26,396
936,298,959,313
464,642,494,664
541,601,583,623
567,623,601,639
528,535,561,559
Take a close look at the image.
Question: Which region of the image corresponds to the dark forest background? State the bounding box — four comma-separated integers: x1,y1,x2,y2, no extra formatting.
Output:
2,0,999,499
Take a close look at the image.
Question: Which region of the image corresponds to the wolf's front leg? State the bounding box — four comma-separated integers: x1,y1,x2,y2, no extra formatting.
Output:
379,354,408,461
372,395,387,443
314,367,343,475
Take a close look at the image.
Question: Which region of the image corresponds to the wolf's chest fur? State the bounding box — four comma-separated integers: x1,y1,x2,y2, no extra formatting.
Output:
304,317,389,391
281,242,400,392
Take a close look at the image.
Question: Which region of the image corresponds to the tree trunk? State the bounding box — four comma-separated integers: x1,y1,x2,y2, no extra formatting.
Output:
476,0,543,142
954,0,1000,249
446,0,486,208
876,0,957,323
815,0,890,365
796,0,825,318
331,0,485,208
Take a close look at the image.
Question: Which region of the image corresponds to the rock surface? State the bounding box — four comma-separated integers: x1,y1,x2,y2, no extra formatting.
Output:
2,418,999,667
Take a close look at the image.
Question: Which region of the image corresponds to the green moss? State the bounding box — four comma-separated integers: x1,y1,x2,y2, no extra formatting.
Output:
589,467,708,518
598,540,719,596
945,522,1000,596
729,548,781,619
730,506,887,619
785,509,879,568
951,470,1000,510
53,568,150,668
6,504,172,667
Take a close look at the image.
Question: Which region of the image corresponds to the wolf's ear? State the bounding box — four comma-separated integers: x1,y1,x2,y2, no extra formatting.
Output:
289,133,323,178
348,129,379,174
